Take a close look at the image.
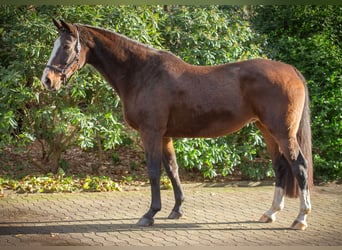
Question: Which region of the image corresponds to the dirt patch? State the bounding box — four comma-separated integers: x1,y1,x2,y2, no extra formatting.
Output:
0,141,224,184
2,141,332,186
0,138,258,187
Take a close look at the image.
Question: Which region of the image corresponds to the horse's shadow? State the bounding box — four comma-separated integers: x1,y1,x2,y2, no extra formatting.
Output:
0,218,290,235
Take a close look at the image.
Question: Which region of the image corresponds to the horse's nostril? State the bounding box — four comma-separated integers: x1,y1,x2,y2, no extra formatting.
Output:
44,77,51,89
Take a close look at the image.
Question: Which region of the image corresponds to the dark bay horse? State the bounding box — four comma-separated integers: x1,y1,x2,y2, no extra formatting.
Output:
41,19,313,230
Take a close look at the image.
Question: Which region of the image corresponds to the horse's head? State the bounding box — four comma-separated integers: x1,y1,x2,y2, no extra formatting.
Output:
41,19,85,90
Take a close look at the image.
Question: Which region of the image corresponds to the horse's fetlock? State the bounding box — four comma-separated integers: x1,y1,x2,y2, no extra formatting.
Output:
152,207,161,213
275,205,284,212
303,207,311,214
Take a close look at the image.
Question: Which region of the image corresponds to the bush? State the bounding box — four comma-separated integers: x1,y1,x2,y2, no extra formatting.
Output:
1,5,340,182
0,6,124,173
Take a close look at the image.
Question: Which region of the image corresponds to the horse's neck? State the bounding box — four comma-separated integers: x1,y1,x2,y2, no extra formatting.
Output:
83,26,153,97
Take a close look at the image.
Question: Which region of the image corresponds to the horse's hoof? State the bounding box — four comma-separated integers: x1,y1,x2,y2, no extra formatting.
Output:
259,214,274,223
137,217,154,226
291,220,307,230
168,210,183,219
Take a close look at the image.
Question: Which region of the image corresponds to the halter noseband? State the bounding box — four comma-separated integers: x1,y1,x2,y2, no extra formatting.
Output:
45,27,81,85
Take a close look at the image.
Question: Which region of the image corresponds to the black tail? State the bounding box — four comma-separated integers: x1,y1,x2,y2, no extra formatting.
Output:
296,70,314,191
284,69,313,198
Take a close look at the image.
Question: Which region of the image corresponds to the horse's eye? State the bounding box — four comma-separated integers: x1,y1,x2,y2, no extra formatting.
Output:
63,45,69,50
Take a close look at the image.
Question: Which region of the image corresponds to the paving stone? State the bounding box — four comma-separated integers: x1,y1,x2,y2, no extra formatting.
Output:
0,183,341,246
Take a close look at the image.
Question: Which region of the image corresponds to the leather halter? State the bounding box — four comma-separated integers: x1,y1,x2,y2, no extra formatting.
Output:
45,27,81,85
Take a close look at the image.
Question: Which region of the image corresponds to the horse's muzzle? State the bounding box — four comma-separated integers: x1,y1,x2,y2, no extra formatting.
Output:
43,76,52,90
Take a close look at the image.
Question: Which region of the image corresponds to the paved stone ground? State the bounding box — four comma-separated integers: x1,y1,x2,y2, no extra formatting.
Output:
0,183,341,246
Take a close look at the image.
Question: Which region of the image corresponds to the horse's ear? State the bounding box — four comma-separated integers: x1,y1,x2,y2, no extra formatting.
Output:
53,18,62,30
60,20,75,33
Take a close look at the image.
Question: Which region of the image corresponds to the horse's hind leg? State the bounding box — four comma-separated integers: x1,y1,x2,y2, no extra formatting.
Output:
257,121,311,230
279,137,311,230
259,155,288,223
162,137,185,219
256,122,286,223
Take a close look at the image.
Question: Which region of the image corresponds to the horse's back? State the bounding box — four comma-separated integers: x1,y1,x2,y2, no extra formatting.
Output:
163,59,305,138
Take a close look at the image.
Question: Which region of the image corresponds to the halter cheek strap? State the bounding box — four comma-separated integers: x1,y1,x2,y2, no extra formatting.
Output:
45,27,81,85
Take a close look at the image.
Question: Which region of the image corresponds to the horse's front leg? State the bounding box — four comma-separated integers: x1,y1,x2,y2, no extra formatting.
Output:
137,131,163,227
162,137,184,219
